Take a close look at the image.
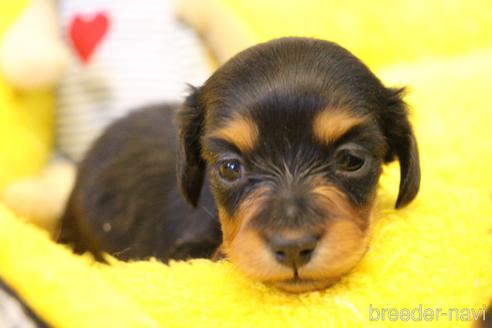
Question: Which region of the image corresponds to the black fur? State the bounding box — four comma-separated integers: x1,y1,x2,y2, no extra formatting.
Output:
176,87,207,207
481,305,492,328
59,105,221,261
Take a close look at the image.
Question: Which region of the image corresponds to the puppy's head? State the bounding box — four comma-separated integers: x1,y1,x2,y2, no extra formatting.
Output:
177,38,420,292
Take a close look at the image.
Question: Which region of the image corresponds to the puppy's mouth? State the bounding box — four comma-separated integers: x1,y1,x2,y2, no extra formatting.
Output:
266,268,335,293
270,275,336,293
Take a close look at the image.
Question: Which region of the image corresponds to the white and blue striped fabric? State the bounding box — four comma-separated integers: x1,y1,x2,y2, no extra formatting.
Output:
56,0,210,161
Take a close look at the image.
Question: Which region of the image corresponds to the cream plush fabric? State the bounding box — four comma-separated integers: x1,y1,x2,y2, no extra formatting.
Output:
0,0,54,193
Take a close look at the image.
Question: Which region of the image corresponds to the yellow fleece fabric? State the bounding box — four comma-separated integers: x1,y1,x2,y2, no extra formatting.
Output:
1,0,492,327
178,0,492,68
0,0,54,193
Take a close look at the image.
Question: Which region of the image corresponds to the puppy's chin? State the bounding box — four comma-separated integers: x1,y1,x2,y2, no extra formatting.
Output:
269,278,338,293
225,218,370,293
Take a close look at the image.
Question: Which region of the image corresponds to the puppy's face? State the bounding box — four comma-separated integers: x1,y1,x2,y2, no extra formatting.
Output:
177,38,420,292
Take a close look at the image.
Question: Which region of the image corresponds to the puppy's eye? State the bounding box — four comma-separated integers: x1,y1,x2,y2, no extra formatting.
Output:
336,153,365,172
218,159,242,182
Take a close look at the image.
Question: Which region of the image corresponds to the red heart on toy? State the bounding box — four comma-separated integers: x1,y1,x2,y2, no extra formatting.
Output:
69,12,110,64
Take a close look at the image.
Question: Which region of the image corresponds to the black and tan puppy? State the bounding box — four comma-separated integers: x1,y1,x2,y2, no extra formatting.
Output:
59,37,420,292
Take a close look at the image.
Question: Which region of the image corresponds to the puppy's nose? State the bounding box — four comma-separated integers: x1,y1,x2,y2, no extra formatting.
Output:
269,235,318,269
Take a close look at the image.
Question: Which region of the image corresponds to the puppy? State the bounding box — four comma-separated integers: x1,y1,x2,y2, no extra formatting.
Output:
59,37,420,292
58,106,222,261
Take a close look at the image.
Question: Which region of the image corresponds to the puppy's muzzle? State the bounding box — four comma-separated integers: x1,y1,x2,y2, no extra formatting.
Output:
268,234,318,269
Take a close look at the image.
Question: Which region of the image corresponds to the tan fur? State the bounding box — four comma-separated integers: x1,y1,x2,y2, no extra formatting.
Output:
209,115,259,153
220,182,376,293
296,185,373,283
313,109,367,144
220,187,294,282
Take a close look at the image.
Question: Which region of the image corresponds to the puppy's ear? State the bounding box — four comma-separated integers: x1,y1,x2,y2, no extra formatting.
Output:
382,88,421,209
177,86,206,207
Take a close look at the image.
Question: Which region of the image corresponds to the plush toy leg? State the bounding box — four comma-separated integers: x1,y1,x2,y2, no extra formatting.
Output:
0,0,69,89
1,159,75,235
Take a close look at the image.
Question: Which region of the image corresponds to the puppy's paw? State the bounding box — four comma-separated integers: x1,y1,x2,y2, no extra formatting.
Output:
1,161,75,234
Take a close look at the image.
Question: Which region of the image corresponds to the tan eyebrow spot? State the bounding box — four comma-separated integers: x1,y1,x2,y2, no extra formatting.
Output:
209,115,259,153
313,109,367,144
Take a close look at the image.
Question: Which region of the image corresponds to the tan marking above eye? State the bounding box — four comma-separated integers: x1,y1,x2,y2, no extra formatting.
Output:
313,109,367,144
208,115,259,153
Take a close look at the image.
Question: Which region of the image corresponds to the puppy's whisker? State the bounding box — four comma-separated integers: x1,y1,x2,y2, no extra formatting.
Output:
308,163,333,176
250,158,284,178
199,205,216,220
112,247,132,257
